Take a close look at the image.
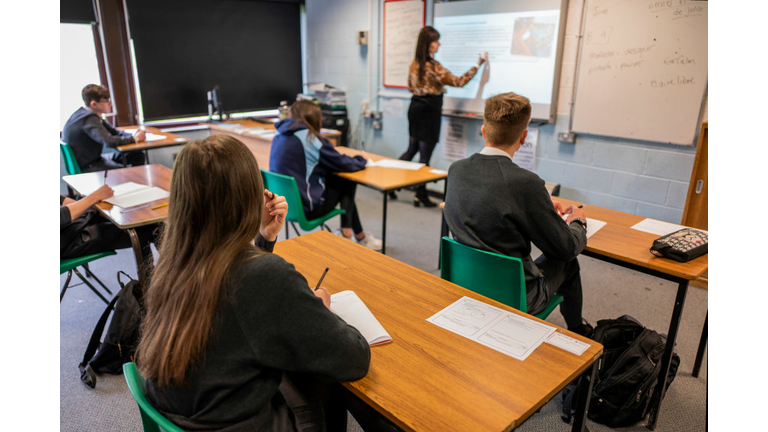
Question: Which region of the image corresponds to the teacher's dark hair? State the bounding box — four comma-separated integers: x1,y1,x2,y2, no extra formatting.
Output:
414,26,441,85
136,135,265,386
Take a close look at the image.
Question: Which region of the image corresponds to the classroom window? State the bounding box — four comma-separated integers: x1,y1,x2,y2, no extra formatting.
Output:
60,23,101,131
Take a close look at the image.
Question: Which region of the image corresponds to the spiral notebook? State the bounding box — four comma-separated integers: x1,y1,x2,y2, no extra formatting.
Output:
330,291,392,346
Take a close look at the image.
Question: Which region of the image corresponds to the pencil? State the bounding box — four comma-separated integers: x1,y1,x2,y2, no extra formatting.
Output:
151,203,169,210
314,267,329,291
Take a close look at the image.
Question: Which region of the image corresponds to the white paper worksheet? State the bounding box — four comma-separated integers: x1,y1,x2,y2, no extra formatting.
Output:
366,159,425,170
103,182,169,208
427,297,556,361
631,219,708,237
560,214,607,239
123,129,166,142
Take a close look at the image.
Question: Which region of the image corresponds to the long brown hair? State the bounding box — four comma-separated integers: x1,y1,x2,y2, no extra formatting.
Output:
289,100,322,141
136,135,265,386
414,26,440,84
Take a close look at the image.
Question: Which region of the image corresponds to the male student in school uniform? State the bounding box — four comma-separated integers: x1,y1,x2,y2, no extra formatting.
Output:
443,92,593,337
62,84,146,173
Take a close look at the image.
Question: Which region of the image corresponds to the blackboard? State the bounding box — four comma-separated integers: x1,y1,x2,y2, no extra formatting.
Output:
571,0,708,145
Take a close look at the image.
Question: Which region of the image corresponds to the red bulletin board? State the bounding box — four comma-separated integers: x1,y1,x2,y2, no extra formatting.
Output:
383,0,426,88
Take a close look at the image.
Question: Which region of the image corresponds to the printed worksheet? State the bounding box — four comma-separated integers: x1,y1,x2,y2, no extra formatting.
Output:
631,219,708,236
427,297,556,361
560,215,607,239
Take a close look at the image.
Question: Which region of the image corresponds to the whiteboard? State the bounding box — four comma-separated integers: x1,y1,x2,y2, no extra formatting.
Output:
571,0,708,145
383,0,425,88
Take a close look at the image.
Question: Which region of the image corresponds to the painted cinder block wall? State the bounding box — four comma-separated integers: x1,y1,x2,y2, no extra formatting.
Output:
305,0,707,223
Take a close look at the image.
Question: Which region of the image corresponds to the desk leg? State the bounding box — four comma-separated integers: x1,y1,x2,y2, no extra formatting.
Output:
438,180,448,269
573,361,597,432
144,149,150,164
381,191,388,254
128,228,148,289
646,280,689,430
692,312,708,378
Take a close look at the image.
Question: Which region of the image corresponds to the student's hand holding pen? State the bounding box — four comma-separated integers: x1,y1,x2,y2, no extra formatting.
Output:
564,205,586,224
312,267,331,309
260,189,288,242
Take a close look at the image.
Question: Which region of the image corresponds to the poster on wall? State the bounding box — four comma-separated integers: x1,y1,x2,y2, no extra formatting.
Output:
512,127,538,172
441,116,469,161
383,0,426,88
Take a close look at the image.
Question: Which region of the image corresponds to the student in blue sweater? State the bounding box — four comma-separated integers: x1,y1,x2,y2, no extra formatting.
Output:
270,100,383,251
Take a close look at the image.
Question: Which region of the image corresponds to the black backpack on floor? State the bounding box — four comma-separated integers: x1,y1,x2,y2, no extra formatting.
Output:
561,315,680,427
79,271,144,389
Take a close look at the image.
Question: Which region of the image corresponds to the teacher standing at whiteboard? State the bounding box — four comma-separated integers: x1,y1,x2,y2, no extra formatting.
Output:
397,26,487,208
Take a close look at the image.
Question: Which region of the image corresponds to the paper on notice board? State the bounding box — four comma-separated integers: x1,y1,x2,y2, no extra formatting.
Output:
512,127,538,172
427,296,556,361
441,116,468,161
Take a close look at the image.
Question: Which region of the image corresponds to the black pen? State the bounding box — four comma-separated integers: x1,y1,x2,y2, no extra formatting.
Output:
578,205,584,209
104,169,108,183
314,267,329,291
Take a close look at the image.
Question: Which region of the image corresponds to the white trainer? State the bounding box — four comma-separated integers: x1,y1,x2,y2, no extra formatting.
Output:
356,232,383,251
334,229,353,241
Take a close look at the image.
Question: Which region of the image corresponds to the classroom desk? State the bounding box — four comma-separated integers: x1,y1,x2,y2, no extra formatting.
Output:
334,147,448,254
206,119,342,168
553,197,708,430
274,231,603,432
116,126,190,163
63,164,171,288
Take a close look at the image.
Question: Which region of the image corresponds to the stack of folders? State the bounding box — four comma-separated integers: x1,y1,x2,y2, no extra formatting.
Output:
330,291,392,346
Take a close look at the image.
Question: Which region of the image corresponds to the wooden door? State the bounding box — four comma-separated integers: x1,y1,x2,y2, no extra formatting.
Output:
682,122,708,230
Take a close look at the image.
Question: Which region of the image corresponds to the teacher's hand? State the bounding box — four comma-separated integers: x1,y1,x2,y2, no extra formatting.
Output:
477,52,488,65
260,189,287,241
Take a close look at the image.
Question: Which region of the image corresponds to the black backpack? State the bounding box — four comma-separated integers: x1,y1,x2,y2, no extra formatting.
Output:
561,315,680,427
79,271,144,389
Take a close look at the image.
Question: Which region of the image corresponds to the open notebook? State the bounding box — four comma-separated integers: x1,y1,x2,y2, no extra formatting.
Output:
330,291,392,346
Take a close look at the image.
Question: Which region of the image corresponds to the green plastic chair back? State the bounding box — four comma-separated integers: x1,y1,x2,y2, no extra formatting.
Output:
440,237,563,319
60,251,117,275
60,142,82,175
123,362,185,432
260,169,344,232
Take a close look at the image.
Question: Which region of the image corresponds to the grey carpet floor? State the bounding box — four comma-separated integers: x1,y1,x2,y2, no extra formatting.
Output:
60,185,707,431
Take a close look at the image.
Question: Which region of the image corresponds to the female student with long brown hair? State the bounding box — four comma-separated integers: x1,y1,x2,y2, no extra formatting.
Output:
136,135,371,431
270,100,383,251
396,25,487,207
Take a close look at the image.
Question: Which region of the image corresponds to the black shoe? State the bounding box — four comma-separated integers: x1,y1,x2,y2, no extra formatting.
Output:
388,191,397,200
413,194,437,208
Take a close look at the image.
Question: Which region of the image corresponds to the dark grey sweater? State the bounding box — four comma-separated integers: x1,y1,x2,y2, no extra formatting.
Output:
61,107,135,167
146,249,371,431
444,153,587,314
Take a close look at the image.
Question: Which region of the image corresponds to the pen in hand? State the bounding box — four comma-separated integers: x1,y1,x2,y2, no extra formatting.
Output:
314,267,329,291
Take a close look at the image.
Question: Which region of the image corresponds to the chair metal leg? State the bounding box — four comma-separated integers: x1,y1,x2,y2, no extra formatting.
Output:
290,221,301,237
88,271,114,295
73,268,110,304
285,220,290,240
83,262,93,278
61,270,74,302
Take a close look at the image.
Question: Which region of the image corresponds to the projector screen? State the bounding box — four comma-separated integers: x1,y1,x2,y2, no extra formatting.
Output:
433,0,567,123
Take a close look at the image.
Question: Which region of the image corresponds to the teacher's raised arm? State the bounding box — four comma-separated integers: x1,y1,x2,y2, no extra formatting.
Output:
395,26,485,208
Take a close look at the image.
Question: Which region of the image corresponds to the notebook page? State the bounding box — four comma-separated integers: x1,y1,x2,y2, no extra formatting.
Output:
331,291,392,346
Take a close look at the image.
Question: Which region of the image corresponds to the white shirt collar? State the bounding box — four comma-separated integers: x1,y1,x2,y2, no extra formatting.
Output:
479,146,513,161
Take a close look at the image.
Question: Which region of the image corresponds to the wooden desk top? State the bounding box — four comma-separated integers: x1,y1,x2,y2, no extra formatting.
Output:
116,126,189,152
334,147,448,191
554,197,708,280
275,231,602,432
63,164,172,229
208,118,342,140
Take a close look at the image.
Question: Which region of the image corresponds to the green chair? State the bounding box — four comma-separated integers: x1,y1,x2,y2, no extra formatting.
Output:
440,237,563,320
261,169,345,240
123,362,185,432
60,141,82,175
60,251,116,304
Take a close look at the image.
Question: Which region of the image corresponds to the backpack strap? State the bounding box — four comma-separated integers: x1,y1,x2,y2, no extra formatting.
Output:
79,292,119,388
